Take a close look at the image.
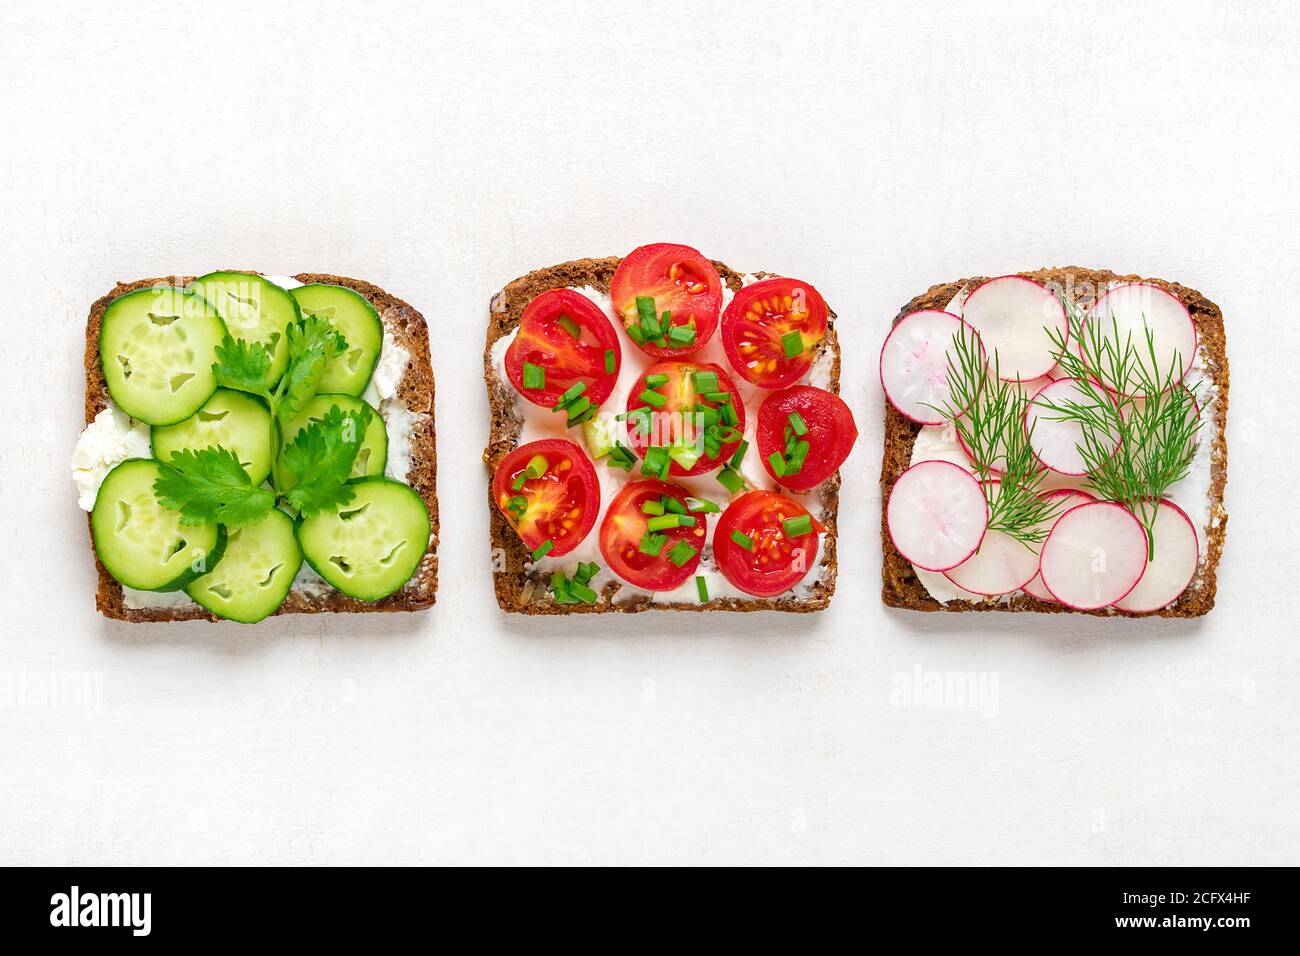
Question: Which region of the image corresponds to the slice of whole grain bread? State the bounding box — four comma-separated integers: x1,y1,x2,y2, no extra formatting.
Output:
85,272,438,622
484,256,842,614
881,266,1228,617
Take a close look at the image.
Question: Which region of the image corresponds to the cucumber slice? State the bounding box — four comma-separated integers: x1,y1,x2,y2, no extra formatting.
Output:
151,388,275,485
289,284,383,396
190,272,300,386
297,477,430,601
99,285,226,426
185,510,301,623
91,459,226,591
272,394,387,492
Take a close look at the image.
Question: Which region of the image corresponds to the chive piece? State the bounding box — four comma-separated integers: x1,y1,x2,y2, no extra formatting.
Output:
550,569,574,604
667,445,700,471
701,391,731,403
557,315,581,340
717,466,746,494
565,396,592,424
728,440,749,469
663,496,687,515
604,349,616,374
695,576,709,603
768,451,787,476
642,446,669,479
522,362,545,389
511,472,528,491
636,296,660,336
507,495,528,511
608,443,636,472
691,370,719,393
553,381,586,410
647,514,680,532
784,514,813,538
668,324,696,346
569,581,598,605
667,541,698,567
628,324,647,345
574,561,599,585
638,388,667,409
531,539,554,561
639,532,667,557
525,454,548,478
788,411,808,436
644,373,669,388
781,330,804,357
642,499,666,516
730,530,754,551
685,496,719,513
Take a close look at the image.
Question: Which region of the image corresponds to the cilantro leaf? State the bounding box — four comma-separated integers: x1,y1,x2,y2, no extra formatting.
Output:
153,446,275,528
276,315,349,422
211,335,274,400
282,403,372,516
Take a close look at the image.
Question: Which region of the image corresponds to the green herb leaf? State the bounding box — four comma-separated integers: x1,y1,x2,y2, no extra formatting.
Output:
211,335,274,400
153,446,275,528
281,403,372,516
277,313,350,422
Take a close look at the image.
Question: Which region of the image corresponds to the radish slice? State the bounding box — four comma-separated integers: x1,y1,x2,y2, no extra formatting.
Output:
953,374,1053,473
1026,377,1119,475
887,460,988,572
880,310,984,425
1114,500,1199,612
1084,283,1197,397
1022,490,1096,602
1039,501,1148,610
944,481,1052,596
959,276,1068,381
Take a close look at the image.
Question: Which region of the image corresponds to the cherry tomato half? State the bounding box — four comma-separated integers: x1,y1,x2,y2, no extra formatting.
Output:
505,289,621,410
756,386,858,492
599,480,705,591
713,490,823,597
721,277,828,389
492,438,598,557
624,360,746,477
610,243,723,359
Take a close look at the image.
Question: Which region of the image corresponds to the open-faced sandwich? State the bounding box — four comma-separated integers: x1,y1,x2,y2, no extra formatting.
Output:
74,271,438,623
485,244,856,612
880,267,1227,616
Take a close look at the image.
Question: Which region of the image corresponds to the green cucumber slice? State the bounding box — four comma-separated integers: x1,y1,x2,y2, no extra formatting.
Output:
289,284,383,396
91,459,226,591
190,272,300,386
98,285,226,426
185,509,301,623
151,388,275,485
297,477,429,601
272,394,387,492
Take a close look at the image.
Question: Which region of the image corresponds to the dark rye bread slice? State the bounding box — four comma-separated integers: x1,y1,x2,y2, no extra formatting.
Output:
85,272,438,622
484,256,842,614
881,266,1228,617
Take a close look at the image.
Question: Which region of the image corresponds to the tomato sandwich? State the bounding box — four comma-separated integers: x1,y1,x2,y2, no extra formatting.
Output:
485,245,856,612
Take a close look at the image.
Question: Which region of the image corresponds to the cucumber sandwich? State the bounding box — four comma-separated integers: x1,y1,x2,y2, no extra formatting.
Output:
75,272,438,623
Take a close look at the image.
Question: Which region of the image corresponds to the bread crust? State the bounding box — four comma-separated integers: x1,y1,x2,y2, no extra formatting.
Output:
484,257,842,613
881,266,1227,617
85,272,438,622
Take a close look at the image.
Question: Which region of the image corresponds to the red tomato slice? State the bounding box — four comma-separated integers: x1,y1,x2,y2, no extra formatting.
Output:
721,277,828,389
714,490,823,597
504,289,621,410
492,439,598,557
609,243,723,359
624,360,746,477
599,480,706,591
756,386,858,492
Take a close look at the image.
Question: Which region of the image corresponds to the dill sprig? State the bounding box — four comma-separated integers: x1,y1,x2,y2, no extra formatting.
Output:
1040,297,1203,559
928,323,1059,546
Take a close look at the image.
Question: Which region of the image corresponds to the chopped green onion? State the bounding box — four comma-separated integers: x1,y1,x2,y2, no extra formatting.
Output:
557,315,581,340
607,444,636,472
638,389,667,409
525,454,548,478
574,562,599,585
685,496,719,513
768,451,786,476
569,581,598,604
730,530,753,551
636,296,660,336
728,440,749,469
552,381,586,410
788,411,808,436
717,466,746,494
695,576,709,603
511,472,528,491
691,370,719,393
604,349,616,374
667,445,701,471
781,330,804,357
668,324,696,346
642,499,666,516
639,532,666,557
701,391,731,403
507,495,528,512
642,446,670,479
783,514,813,538
522,362,545,389
667,541,698,567
663,496,687,515
628,324,647,345
565,396,592,425
647,514,681,531
551,569,573,604
531,539,554,561
644,373,669,388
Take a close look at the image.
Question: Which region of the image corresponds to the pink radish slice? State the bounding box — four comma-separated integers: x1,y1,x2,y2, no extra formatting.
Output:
959,276,1069,381
1026,377,1119,475
887,460,988,572
1113,500,1199,612
1084,283,1197,397
953,374,1054,473
880,310,984,425
1039,501,1148,610
944,481,1053,595
1022,490,1096,602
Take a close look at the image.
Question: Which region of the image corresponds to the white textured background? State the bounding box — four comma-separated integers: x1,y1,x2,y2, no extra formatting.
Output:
1,0,1297,865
